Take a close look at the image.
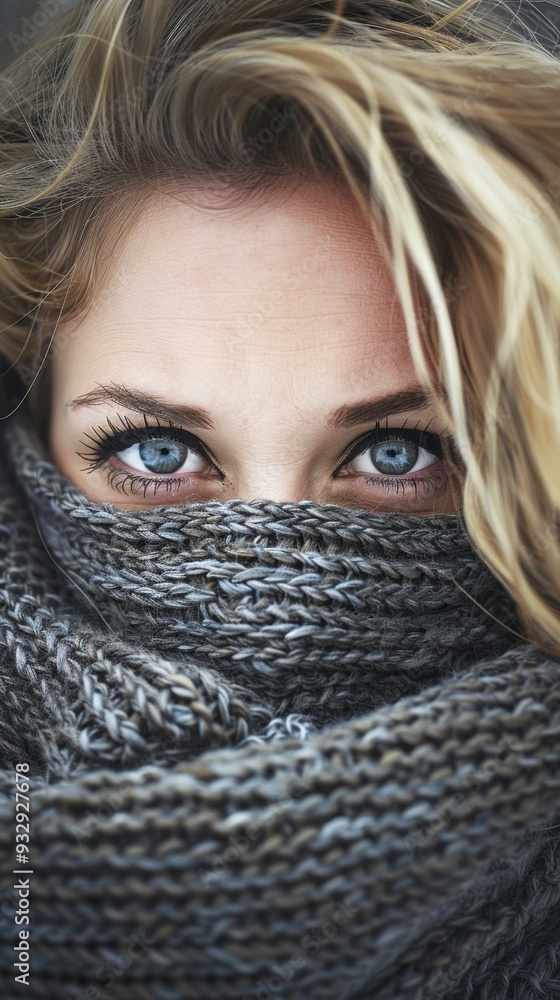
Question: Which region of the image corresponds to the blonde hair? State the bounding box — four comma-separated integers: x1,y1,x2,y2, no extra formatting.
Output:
1,0,560,653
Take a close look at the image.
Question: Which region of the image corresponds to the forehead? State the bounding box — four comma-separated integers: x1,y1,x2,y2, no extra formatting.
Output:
105,178,395,291
54,178,417,399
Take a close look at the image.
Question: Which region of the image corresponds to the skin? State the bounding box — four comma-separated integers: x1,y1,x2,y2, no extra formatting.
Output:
49,177,462,514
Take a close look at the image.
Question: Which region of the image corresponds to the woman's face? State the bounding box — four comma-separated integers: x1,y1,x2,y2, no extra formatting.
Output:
49,178,462,513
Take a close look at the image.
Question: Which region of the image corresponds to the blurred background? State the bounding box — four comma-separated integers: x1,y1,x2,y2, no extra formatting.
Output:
0,0,559,70
0,0,29,33
0,0,76,70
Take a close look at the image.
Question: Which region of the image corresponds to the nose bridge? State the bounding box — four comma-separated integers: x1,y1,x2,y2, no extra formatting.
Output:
233,459,312,504
222,397,318,502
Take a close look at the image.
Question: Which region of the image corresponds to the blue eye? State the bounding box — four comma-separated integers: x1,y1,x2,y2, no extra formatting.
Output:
340,426,443,478
77,414,216,478
348,439,439,477
117,438,208,475
369,440,420,475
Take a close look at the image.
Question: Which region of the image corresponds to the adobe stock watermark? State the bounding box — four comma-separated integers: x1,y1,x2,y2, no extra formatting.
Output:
109,98,297,164
5,0,69,55
240,896,362,1000
410,821,560,998
67,781,134,845
511,172,560,233
234,236,330,342
426,923,493,998
45,103,299,324
235,105,297,163
108,96,297,179
198,771,312,886
431,273,468,320
520,514,560,562
68,728,230,846
405,737,520,853
0,860,155,1000
385,73,496,189
63,928,156,1000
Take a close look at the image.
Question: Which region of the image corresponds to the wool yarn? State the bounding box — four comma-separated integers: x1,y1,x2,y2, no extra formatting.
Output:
1,406,560,1000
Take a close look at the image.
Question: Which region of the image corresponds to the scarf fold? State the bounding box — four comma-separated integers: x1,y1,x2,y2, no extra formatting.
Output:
1,407,560,1000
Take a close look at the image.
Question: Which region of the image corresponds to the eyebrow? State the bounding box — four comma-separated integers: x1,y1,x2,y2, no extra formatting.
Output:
69,383,433,430
69,383,215,429
327,387,432,428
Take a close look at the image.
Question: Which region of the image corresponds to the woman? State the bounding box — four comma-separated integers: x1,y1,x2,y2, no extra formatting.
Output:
0,0,559,997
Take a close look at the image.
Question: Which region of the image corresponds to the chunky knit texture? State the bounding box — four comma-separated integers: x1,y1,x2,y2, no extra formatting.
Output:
1,407,560,1000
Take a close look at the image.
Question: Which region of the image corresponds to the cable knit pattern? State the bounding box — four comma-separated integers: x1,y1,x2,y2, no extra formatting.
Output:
0,408,559,1000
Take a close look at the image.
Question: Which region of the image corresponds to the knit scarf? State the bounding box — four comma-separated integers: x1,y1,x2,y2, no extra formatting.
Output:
1,406,560,1000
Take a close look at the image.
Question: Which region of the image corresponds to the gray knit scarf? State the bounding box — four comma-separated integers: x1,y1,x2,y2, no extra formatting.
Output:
1,406,560,1000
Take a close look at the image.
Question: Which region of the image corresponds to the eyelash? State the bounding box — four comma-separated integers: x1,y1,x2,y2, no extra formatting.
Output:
77,413,456,500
